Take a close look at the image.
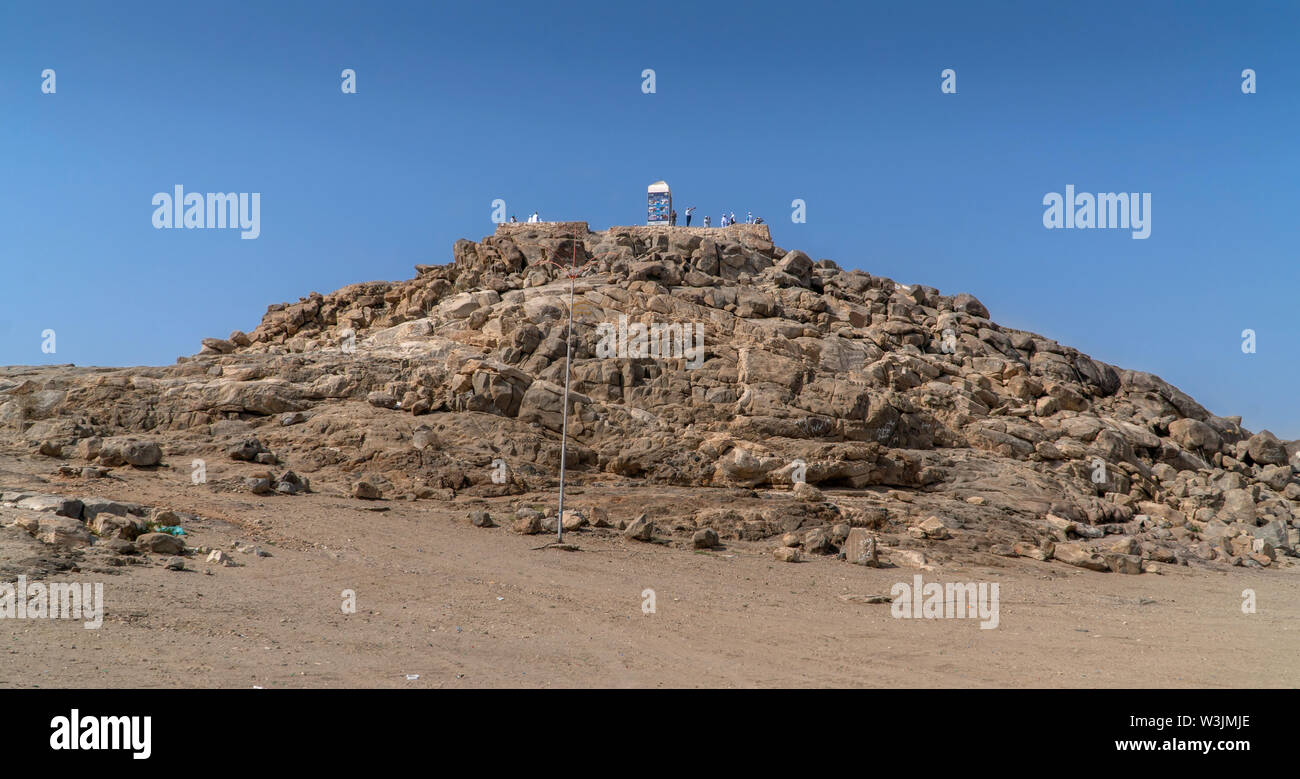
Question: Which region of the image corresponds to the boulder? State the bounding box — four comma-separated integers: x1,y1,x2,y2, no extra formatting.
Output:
136,532,185,555
98,437,163,467
512,513,543,535
842,528,879,566
1104,553,1143,574
352,481,382,500
589,507,611,528
244,477,274,496
16,495,83,519
1052,543,1108,572
1167,419,1221,453
228,438,267,462
803,528,835,554
772,546,801,563
1253,519,1290,550
207,549,237,566
692,528,719,549
889,549,928,569
1245,431,1288,465
792,481,824,502
34,516,93,548
916,516,951,540
1218,489,1257,526
367,391,399,409
952,293,989,319
91,513,146,540
561,509,587,530
624,514,654,542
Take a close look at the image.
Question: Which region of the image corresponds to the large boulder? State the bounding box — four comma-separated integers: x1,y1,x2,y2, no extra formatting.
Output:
714,447,778,487
516,381,589,433
952,292,989,319
775,250,814,282
135,532,185,555
1167,418,1222,453
98,437,163,467
34,516,94,549
16,495,83,519
1245,431,1288,466
217,380,308,415
1253,519,1291,550
91,513,146,541
1052,543,1108,572
842,528,879,566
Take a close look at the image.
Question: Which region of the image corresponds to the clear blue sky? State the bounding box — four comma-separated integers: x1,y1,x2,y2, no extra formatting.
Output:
2,1,1297,435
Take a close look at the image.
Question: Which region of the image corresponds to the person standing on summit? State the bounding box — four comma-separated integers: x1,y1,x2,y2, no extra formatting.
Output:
685,206,696,226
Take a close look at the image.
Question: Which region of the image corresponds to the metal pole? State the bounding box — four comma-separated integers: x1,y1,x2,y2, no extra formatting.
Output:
555,241,579,543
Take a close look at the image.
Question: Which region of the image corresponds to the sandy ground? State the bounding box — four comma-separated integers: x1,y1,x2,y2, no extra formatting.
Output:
1,461,1297,689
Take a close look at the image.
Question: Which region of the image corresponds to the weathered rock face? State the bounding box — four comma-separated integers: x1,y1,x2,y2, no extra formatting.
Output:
1245,431,1288,466
2,221,1296,573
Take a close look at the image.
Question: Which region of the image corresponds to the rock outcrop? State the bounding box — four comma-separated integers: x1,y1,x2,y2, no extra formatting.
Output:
2,221,1297,573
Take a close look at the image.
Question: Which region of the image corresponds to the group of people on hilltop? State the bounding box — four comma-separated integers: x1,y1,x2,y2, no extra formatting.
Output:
507,207,765,227
668,206,762,227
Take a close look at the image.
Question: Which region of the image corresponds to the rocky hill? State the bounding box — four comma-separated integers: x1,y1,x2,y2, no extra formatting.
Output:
2,221,1296,575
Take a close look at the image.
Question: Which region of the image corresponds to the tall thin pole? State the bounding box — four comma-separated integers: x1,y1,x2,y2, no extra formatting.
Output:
555,234,581,543
556,272,575,543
